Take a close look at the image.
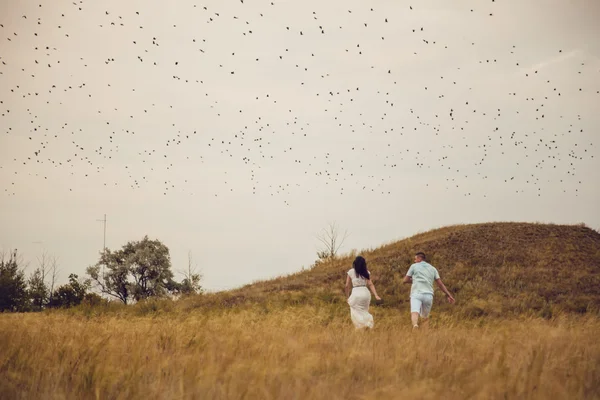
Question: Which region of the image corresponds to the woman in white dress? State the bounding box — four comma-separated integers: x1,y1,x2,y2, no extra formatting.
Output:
345,256,382,329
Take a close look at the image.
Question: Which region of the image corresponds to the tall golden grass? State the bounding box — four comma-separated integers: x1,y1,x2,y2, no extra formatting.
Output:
1,305,599,399
2,223,599,399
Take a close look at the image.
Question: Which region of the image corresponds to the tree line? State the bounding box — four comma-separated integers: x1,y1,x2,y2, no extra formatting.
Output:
0,236,202,312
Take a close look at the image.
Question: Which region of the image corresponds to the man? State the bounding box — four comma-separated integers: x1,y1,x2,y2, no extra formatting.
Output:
403,252,455,329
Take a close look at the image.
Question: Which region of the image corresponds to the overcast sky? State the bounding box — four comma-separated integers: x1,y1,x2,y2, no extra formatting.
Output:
1,0,599,290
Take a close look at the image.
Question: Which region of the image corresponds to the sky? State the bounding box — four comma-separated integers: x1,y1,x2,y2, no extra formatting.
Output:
1,0,599,291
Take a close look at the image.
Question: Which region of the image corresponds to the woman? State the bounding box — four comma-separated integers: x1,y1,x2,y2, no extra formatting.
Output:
345,256,382,329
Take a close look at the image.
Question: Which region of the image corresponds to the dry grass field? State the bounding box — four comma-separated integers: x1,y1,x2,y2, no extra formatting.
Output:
2,222,600,399
1,306,600,400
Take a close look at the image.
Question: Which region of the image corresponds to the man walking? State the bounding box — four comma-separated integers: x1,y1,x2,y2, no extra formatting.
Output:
403,252,455,329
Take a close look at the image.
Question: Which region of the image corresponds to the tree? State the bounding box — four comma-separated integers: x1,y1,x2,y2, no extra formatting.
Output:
24,252,60,311
87,261,129,304
178,251,203,295
48,255,60,301
0,250,28,312
316,222,349,261
49,274,91,308
87,236,178,304
82,292,105,307
27,267,48,311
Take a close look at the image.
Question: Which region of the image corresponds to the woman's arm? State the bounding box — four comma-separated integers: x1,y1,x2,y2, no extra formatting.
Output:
345,275,351,299
367,280,381,301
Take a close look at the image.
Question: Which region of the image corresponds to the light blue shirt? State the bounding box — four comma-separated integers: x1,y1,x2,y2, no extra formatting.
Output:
406,261,440,296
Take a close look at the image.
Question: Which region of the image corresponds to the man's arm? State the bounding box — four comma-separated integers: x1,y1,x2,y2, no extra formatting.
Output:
435,278,455,303
403,264,414,284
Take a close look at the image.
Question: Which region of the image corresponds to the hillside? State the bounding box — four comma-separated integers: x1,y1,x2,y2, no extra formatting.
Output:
5,222,600,400
182,222,600,317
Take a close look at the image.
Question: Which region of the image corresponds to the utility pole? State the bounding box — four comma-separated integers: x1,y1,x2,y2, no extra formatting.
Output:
96,214,107,278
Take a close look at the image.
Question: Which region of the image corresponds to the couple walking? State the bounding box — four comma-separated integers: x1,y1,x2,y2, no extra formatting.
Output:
344,252,455,329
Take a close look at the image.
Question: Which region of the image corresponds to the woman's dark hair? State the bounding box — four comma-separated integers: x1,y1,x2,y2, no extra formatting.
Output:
353,256,370,280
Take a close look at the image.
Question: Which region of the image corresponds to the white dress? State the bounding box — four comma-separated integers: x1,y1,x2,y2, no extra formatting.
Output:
347,268,374,329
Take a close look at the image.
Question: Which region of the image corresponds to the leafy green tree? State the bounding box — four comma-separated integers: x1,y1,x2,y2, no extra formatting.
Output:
87,236,179,304
27,267,49,311
87,260,128,304
49,274,91,308
0,250,28,312
179,274,202,295
81,292,105,307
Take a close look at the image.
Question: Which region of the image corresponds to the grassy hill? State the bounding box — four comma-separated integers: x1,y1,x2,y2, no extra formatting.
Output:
181,222,600,318
3,222,600,399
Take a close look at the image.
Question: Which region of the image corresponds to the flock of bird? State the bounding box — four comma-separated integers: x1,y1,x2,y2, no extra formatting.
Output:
0,0,597,204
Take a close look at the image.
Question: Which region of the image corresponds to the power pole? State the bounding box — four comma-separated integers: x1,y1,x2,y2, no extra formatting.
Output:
96,214,107,278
